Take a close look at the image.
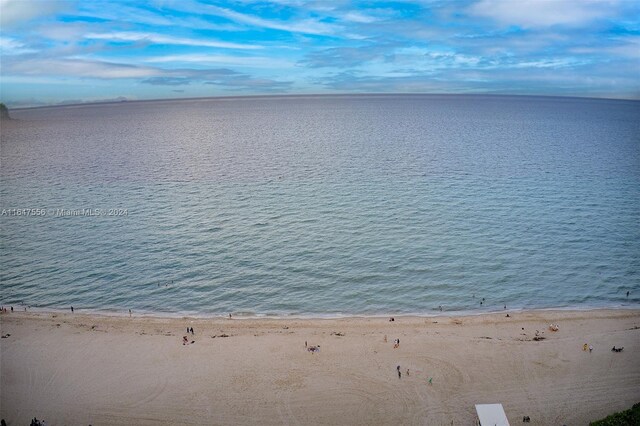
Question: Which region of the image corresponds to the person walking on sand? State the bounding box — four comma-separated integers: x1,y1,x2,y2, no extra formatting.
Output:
397,366,401,379
71,306,74,313
428,377,432,385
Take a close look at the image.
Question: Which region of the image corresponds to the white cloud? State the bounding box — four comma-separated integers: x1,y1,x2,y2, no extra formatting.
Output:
511,58,587,69
0,0,69,27
341,12,379,24
4,58,159,79
0,36,36,54
84,32,262,50
145,54,294,68
468,0,621,27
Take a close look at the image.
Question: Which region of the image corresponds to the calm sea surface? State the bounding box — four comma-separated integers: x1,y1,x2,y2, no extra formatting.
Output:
1,95,639,316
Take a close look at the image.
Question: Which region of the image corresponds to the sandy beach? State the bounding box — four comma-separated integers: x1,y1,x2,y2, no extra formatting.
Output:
1,309,638,425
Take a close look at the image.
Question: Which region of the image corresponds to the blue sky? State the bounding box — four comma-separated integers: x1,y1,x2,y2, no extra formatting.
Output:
1,0,639,107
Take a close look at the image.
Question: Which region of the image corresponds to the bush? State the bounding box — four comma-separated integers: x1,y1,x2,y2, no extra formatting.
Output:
0,103,10,120
590,402,640,426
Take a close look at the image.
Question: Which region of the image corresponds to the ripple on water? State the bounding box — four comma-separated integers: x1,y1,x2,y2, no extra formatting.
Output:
1,95,639,314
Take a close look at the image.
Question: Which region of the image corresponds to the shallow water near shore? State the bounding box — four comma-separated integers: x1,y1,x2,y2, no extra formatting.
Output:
1,94,639,315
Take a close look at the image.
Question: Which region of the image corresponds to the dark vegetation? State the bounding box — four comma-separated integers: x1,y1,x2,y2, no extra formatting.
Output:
590,402,640,426
0,103,10,120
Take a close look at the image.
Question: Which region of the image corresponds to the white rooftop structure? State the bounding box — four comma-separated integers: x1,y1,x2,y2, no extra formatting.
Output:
475,403,510,426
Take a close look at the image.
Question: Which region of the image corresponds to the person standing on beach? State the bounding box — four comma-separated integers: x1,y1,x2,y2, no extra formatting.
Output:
71,306,74,313
397,366,401,379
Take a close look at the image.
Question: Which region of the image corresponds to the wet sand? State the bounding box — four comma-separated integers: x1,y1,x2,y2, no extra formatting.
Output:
1,309,639,425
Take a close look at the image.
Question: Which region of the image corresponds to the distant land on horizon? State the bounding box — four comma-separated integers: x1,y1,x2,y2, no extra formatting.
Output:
6,92,640,111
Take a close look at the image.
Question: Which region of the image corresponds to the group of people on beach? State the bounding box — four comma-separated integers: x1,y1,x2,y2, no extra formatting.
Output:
396,365,432,384
182,326,196,345
396,366,411,378
304,341,320,353
0,306,29,312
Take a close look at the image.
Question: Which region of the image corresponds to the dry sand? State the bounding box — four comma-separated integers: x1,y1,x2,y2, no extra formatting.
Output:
1,309,639,425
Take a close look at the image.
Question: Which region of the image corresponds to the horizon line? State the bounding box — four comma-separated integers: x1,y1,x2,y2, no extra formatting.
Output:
8,92,640,111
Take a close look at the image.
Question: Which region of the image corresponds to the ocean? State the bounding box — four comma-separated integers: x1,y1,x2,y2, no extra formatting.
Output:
1,94,638,316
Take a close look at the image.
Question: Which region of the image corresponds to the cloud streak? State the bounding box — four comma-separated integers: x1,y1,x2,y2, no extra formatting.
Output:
468,0,623,28
145,54,294,69
84,31,261,50
197,4,343,36
3,57,159,79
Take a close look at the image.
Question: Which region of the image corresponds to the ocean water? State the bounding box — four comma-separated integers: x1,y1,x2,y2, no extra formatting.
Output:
1,94,639,316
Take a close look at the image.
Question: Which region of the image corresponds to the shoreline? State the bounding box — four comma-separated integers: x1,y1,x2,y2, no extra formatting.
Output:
2,304,638,321
2,308,639,425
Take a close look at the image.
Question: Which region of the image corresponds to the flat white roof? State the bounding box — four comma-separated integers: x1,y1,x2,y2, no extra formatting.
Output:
475,404,510,426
